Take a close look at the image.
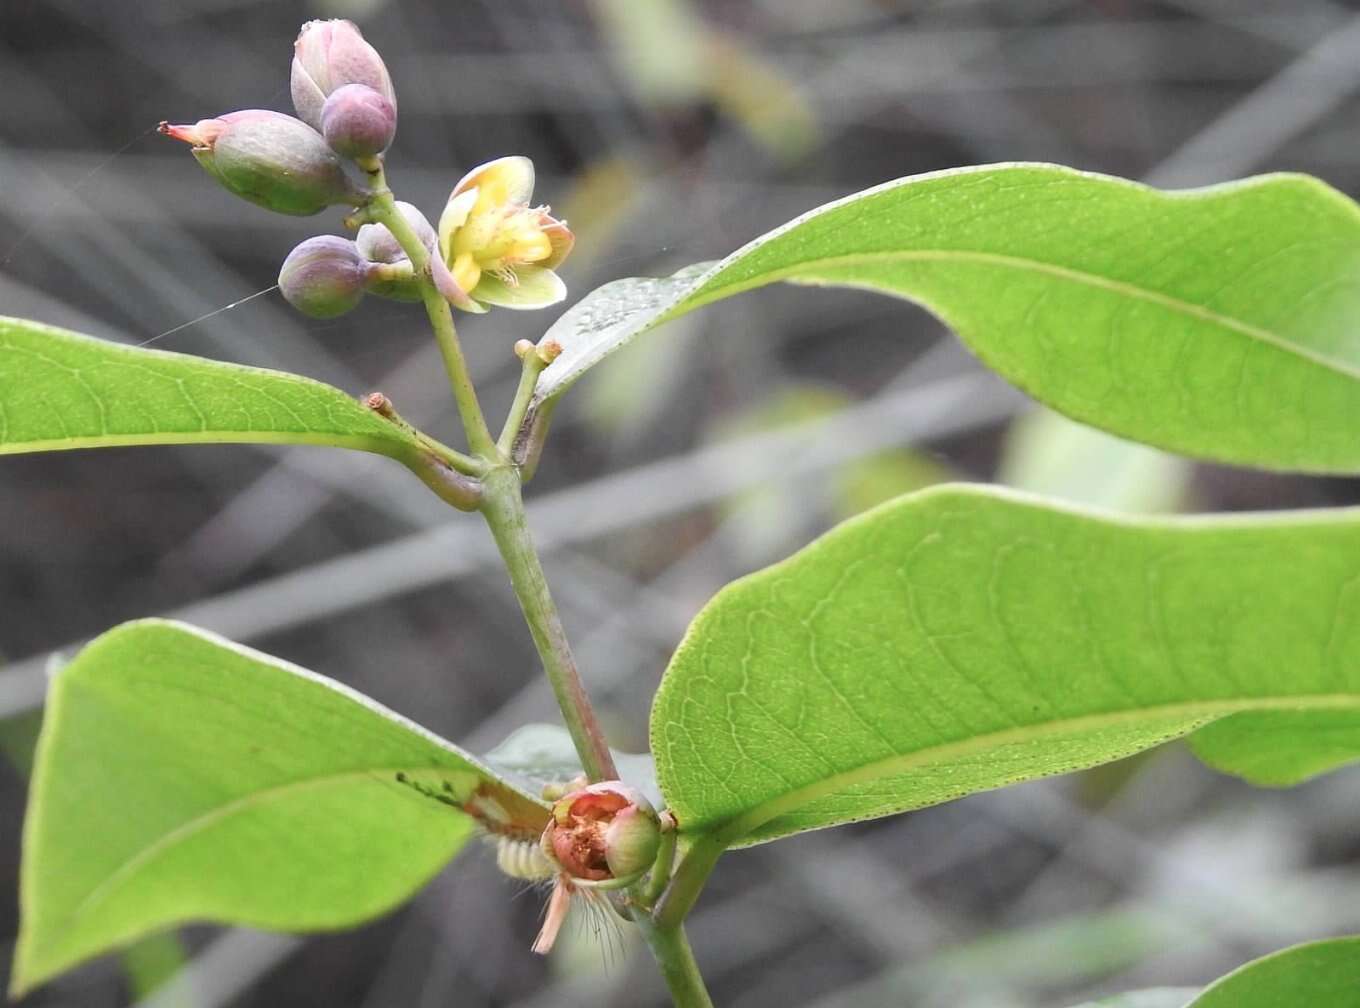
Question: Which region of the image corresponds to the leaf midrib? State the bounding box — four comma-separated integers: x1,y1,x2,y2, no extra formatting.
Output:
690,693,1360,845
670,250,1360,383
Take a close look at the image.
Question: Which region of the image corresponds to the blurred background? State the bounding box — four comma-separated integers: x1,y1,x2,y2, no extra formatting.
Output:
4,0,1360,1005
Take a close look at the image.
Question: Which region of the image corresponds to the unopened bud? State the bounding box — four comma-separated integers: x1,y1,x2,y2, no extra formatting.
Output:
513,339,535,360
321,83,396,160
537,338,563,364
355,201,435,264
541,782,661,887
292,19,396,132
278,235,371,318
159,110,363,216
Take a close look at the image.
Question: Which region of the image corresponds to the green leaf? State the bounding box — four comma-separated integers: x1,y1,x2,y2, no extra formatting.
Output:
1064,992,1199,1008
1188,937,1360,1006
0,316,425,461
13,620,547,997
531,164,1360,472
650,484,1360,846
485,723,661,808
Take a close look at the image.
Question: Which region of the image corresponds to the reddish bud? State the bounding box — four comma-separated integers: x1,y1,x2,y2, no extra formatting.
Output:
541,782,661,886
159,110,364,216
321,83,396,160
292,19,396,132
278,235,371,318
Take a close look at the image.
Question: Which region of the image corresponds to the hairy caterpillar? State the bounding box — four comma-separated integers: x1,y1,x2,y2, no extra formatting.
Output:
493,835,556,882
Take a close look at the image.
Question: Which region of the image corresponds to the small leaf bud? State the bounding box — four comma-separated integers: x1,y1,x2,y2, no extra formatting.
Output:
541,782,661,887
292,19,396,132
278,235,371,318
159,110,364,216
321,83,396,160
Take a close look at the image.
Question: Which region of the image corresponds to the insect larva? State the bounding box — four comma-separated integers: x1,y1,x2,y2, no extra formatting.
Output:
494,836,556,882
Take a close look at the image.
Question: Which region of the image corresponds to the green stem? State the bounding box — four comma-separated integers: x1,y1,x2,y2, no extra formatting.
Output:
363,165,497,458
497,349,548,458
478,466,618,782
654,835,724,931
643,827,679,907
634,918,715,1008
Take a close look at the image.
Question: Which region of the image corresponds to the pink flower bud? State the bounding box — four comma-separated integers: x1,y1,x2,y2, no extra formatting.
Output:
321,83,396,161
292,20,396,133
540,782,661,886
278,235,372,318
159,110,364,216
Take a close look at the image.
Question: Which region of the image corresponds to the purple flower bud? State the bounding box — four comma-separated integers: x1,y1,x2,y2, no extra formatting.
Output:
159,110,364,216
355,201,435,263
292,20,396,133
321,83,396,161
278,235,372,318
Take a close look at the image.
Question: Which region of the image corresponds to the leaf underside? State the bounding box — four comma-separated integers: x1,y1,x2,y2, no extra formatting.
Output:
13,620,547,997
532,163,1360,473
651,484,1360,847
0,316,423,461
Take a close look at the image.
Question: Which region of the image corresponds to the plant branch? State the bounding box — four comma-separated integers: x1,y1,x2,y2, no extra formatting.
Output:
633,917,715,1008
361,163,497,459
478,465,618,782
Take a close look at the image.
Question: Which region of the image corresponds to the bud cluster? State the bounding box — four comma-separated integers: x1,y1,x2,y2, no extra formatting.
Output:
162,19,573,322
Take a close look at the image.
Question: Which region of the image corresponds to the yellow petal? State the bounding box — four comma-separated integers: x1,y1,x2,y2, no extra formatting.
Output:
438,187,479,257
450,155,535,206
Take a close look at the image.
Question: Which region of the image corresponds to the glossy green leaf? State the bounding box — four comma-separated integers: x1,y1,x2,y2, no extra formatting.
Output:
13,620,547,997
531,164,1360,472
0,316,424,461
1188,937,1360,1006
651,484,1360,846
1064,991,1199,1008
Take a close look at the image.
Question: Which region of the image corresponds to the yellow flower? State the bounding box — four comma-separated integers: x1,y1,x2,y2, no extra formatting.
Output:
437,156,574,312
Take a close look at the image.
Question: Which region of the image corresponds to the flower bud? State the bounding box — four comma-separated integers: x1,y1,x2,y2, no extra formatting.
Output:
541,782,661,887
321,83,396,160
355,201,435,264
159,110,364,216
278,235,371,318
292,19,396,132
355,201,435,303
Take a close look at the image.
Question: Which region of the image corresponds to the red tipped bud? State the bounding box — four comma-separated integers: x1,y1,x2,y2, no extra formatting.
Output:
541,782,661,887
278,235,371,318
292,19,396,132
159,110,363,216
321,83,396,160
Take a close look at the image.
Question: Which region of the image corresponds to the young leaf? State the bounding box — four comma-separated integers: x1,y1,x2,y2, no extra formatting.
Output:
0,316,424,461
13,620,548,997
530,164,1360,473
650,484,1360,847
1187,937,1360,1006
